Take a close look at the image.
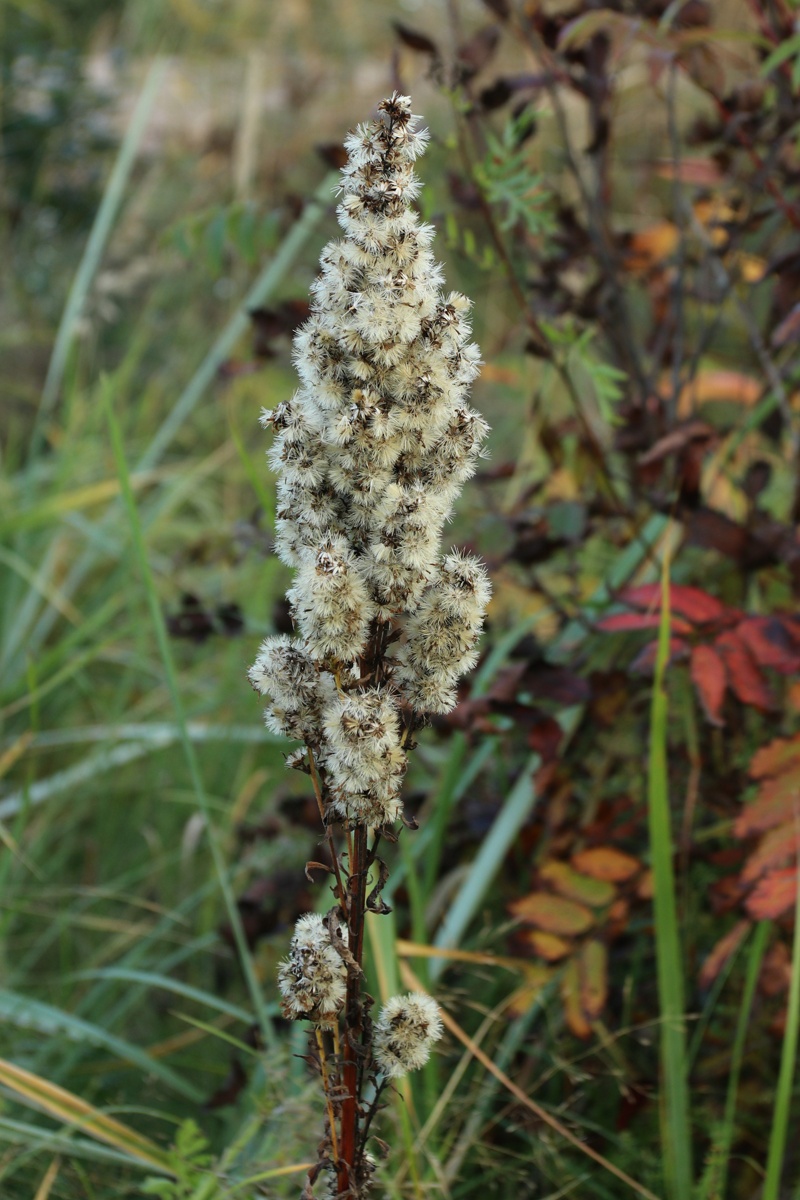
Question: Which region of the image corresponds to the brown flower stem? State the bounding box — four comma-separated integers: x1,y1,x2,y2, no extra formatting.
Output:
338,822,369,1195
307,746,347,907
315,1026,340,1166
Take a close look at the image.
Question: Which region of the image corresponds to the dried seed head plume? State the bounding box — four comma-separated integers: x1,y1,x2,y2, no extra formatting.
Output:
373,992,443,1078
277,912,348,1026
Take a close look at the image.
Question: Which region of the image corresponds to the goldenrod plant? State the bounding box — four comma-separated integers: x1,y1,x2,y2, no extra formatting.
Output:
248,93,489,1199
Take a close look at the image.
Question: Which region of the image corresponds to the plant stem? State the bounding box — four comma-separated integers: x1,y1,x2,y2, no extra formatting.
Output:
338,823,369,1195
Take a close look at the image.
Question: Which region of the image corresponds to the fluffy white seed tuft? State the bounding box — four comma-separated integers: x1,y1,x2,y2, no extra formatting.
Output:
277,912,348,1026
373,992,443,1077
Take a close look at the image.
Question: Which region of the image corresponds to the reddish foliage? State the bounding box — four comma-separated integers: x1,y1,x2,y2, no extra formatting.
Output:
745,868,798,921
690,643,727,726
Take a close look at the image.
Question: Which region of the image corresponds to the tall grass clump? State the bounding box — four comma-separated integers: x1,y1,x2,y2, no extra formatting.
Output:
248,93,490,1198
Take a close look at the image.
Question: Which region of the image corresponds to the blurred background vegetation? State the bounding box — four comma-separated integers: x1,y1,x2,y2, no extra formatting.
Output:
3,0,800,1197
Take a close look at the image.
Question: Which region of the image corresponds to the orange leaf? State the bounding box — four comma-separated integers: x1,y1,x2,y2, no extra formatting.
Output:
690,643,726,726
579,939,608,1020
509,892,595,936
716,630,775,712
735,773,800,838
561,957,591,1039
750,735,800,780
699,919,751,989
741,823,800,884
636,870,654,900
571,847,640,883
675,369,761,418
539,861,616,907
624,221,680,272
745,867,797,921
525,930,572,962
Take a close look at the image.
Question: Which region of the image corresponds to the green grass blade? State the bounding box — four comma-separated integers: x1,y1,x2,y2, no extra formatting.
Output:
71,970,254,1025
648,550,692,1199
0,990,201,1102
763,857,800,1200
698,920,769,1200
34,59,168,452
430,752,539,982
103,379,275,1050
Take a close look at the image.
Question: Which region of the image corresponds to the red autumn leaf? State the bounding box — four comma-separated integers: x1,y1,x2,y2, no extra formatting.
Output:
597,612,693,634
745,867,798,921
690,643,727,726
716,629,776,712
619,582,725,623
735,771,800,837
630,636,690,674
699,919,751,989
750,735,800,780
509,892,595,936
571,846,640,883
741,823,800,884
736,617,800,675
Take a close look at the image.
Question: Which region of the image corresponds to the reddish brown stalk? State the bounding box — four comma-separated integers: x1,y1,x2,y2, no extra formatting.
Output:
337,822,369,1196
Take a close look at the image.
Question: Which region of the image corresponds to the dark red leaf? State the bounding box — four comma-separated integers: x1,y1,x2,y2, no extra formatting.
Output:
716,629,776,712
527,715,563,762
204,1058,246,1110
315,143,348,170
597,612,693,634
637,421,714,467
521,664,591,705
457,25,501,79
630,636,690,674
771,302,800,349
690,643,726,726
736,617,800,675
619,582,725,623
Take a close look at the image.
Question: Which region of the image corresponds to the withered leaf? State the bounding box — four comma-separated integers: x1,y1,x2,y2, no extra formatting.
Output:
539,860,616,908
392,21,439,56
561,956,591,1039
510,892,595,936
204,1058,246,1110
571,847,640,883
456,25,501,80
579,939,608,1020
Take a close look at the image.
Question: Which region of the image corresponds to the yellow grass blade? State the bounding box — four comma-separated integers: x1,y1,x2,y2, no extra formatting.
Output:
0,1058,173,1173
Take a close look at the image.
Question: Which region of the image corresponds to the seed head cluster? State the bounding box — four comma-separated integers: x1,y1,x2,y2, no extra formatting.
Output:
277,912,348,1026
372,992,443,1078
249,93,490,838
